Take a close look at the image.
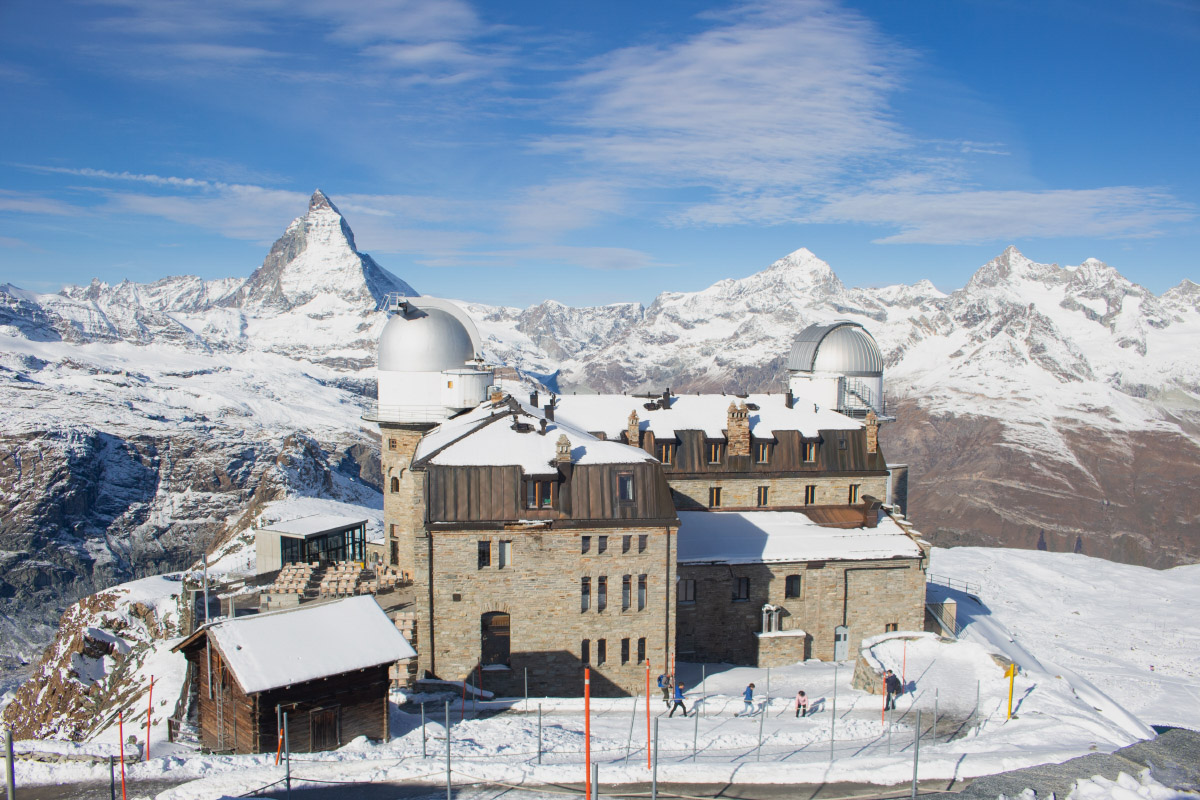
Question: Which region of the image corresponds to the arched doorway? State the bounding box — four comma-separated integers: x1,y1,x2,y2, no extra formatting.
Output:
481,612,511,667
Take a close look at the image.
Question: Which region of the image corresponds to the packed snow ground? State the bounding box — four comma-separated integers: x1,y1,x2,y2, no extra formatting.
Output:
10,545,1198,799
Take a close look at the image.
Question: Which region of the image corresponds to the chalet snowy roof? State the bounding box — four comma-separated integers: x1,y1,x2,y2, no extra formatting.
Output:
677,511,922,564
414,397,656,474
551,392,861,441
183,595,415,694
259,514,368,538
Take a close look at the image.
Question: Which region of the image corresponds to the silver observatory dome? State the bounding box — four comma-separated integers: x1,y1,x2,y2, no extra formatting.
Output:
786,321,883,377
378,306,475,373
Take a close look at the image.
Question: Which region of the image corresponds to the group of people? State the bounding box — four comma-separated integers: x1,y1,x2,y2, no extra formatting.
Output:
656,674,812,718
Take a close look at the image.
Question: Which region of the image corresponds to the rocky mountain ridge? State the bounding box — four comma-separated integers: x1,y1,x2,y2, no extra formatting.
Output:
2,191,1198,705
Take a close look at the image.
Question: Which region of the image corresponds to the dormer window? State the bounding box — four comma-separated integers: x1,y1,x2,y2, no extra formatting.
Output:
657,443,674,465
803,442,818,462
617,473,635,504
527,479,555,509
708,442,725,464
755,442,770,463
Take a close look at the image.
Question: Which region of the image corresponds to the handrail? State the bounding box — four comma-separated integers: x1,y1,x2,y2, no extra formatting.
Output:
926,573,981,597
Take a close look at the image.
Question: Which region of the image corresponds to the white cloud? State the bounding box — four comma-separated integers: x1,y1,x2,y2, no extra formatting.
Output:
503,180,628,239
816,187,1196,244
0,190,86,216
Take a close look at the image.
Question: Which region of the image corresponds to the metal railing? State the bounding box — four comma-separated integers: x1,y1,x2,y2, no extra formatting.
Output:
925,573,981,598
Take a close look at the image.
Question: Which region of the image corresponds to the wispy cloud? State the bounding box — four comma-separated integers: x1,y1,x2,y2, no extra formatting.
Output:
0,190,86,216
816,187,1196,244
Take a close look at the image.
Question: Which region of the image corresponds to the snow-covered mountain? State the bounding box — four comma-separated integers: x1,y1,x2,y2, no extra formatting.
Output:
2,190,1198,700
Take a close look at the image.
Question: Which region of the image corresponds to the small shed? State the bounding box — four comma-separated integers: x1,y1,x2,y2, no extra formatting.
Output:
174,595,416,753
255,514,369,574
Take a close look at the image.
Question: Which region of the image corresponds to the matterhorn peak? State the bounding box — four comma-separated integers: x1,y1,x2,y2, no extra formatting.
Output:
308,188,340,214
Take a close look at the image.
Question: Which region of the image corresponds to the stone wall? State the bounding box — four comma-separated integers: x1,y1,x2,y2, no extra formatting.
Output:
669,476,888,511
755,631,810,666
380,424,430,580
676,555,924,665
419,524,676,697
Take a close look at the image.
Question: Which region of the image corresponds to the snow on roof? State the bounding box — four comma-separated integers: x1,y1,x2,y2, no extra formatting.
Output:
414,397,655,474
677,511,922,564
260,514,368,538
203,596,415,694
552,393,861,440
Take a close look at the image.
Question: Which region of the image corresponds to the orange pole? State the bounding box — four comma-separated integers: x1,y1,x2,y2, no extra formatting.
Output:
145,676,154,761
645,659,652,769
275,725,284,765
881,677,887,724
584,667,592,800
118,711,128,800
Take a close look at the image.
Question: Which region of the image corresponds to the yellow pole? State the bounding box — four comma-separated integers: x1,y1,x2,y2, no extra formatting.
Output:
1007,664,1016,719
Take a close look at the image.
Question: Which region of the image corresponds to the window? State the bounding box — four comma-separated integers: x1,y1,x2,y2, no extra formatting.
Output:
617,473,635,503
621,638,630,664
622,535,631,554
803,442,817,462
733,576,750,601
804,485,817,505
637,575,647,611
582,639,590,664
848,484,860,504
527,479,555,509
756,486,769,507
598,536,608,554
390,540,399,566
582,536,591,554
637,637,646,664
707,442,724,464
477,540,491,569
638,535,647,553
597,638,607,665
838,437,847,451
498,540,512,569
785,574,801,598
657,443,674,465
481,612,511,666
709,486,722,508
622,575,632,610
581,578,591,612
388,438,397,451
680,579,696,603
597,576,608,612
885,622,898,632
390,476,400,493
390,524,397,538
755,441,770,463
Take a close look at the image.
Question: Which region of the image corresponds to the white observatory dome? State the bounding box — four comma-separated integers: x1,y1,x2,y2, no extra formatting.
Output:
786,322,883,377
379,307,474,373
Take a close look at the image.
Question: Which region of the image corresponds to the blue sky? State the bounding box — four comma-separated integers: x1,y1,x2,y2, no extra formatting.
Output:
1,0,1196,306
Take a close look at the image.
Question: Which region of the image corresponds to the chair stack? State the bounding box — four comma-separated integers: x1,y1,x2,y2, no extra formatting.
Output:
270,563,314,595
318,562,366,597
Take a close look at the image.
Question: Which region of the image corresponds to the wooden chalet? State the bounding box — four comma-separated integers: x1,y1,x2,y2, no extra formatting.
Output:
173,595,415,753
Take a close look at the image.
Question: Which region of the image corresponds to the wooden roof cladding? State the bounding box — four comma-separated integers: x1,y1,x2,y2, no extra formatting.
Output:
654,427,887,476
424,460,678,527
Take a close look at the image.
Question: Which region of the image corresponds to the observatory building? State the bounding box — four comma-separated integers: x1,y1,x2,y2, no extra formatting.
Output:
786,321,886,418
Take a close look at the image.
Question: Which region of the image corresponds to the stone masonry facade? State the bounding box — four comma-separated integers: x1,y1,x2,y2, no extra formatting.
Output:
413,524,676,697
380,423,430,581
669,476,888,511
676,555,926,666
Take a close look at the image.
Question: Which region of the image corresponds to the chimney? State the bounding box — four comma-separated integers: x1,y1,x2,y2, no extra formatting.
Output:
555,433,572,464
865,409,879,455
784,390,793,409
545,402,555,422
727,401,750,457
661,388,671,409
530,390,539,408
539,418,548,436
626,410,640,446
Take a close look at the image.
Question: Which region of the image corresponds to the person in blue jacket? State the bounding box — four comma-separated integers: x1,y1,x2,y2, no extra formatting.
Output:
737,683,756,716
669,682,689,717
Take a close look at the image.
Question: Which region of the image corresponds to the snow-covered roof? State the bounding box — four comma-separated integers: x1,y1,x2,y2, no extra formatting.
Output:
414,397,655,474
552,392,861,440
198,596,415,694
259,514,368,538
677,511,922,564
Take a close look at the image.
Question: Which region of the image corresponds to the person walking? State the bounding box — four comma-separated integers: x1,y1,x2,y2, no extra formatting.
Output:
669,682,689,717
737,683,756,716
795,689,809,718
658,673,671,707
884,669,902,711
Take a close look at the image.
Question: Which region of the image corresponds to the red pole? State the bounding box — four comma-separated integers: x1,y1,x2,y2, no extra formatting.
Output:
881,676,887,724
118,711,128,800
275,725,284,765
584,667,592,800
145,676,154,761
645,659,652,769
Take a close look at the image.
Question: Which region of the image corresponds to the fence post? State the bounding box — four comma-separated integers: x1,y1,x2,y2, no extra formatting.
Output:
283,711,290,800
887,706,892,754
910,710,921,799
975,680,980,716
109,754,115,800
5,727,15,800
692,704,698,761
422,702,427,758
626,694,637,763
829,663,838,761
766,666,770,701
934,689,939,733
651,718,659,800
592,762,599,800
700,665,706,718
118,711,127,800
525,668,529,713
537,704,542,765
445,701,452,800
756,698,765,761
